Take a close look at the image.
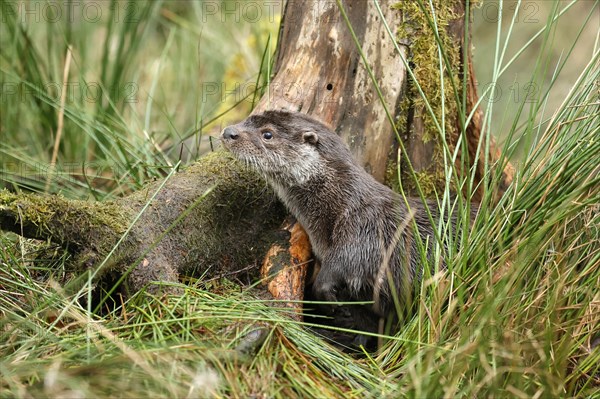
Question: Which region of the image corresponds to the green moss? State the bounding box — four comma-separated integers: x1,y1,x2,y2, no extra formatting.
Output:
393,0,464,194
0,190,51,232
394,0,462,141
68,200,128,235
384,150,402,193
1,189,127,249
413,170,447,197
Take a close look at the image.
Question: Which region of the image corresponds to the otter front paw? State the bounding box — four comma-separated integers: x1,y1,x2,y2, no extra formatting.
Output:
312,275,338,303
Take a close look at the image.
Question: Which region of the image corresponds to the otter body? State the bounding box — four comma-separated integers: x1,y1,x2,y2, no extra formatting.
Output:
221,111,463,336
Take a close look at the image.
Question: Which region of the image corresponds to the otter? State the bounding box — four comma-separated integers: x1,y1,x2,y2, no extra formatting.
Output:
220,110,471,341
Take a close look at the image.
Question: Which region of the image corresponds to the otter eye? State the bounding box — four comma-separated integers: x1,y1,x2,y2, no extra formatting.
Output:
262,131,273,140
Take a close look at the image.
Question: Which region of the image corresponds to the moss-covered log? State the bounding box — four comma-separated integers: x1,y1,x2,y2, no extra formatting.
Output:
1,151,285,293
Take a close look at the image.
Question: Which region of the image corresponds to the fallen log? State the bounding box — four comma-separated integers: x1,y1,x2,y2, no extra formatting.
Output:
1,152,286,295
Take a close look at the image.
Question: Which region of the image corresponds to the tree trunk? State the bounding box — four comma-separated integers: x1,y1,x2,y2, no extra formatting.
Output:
256,0,512,196
1,0,512,297
254,0,407,182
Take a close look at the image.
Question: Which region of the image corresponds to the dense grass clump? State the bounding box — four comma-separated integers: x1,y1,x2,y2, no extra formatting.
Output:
1,1,598,397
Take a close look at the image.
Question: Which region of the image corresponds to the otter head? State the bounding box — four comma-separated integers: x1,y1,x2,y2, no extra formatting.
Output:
220,111,327,186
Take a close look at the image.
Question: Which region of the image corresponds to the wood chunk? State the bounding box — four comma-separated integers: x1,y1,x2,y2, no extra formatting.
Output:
260,221,312,320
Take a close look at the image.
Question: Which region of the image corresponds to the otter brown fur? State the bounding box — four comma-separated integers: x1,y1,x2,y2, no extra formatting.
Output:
221,110,470,339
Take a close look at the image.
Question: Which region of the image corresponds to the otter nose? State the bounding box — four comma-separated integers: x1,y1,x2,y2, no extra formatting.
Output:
222,127,239,140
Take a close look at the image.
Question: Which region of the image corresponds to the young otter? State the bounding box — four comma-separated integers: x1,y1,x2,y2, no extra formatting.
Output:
221,110,467,339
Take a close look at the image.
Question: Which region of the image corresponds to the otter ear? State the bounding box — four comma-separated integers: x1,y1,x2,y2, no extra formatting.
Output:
302,131,319,145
